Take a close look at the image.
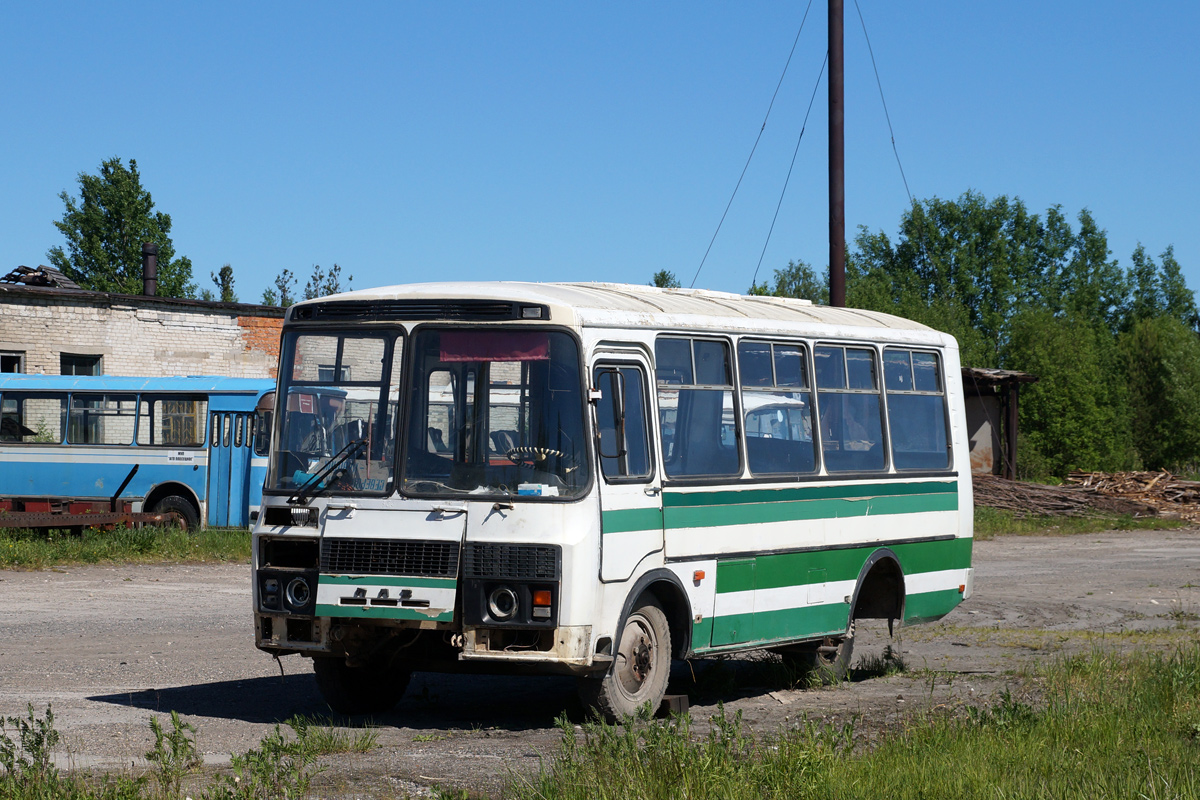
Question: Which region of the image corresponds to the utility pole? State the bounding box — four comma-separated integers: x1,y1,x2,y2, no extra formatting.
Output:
828,0,846,307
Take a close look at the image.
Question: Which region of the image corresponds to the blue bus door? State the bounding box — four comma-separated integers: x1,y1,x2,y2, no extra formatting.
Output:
226,412,251,527
207,411,233,526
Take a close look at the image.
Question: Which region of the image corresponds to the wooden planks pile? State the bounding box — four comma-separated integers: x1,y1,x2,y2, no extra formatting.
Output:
973,474,1097,517
972,473,1164,518
1067,471,1200,522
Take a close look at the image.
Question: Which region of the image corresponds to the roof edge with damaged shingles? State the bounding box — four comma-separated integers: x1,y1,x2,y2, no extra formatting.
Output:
0,281,285,316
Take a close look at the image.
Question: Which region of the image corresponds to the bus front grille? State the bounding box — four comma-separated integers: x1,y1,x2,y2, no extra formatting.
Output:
320,538,459,578
464,543,560,580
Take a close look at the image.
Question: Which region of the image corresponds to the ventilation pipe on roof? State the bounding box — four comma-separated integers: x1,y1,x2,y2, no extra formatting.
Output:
141,242,158,296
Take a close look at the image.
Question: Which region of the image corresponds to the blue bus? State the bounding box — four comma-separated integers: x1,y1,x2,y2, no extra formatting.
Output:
0,375,275,529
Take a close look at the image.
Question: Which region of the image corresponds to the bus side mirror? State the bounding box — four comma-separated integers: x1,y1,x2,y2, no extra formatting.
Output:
596,370,628,460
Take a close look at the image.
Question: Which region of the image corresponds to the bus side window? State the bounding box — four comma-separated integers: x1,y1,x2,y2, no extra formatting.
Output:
595,365,652,481
885,349,950,470
655,337,741,479
815,346,886,473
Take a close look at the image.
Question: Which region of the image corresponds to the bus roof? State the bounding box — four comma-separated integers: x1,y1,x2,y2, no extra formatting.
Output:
0,375,275,395
291,282,946,340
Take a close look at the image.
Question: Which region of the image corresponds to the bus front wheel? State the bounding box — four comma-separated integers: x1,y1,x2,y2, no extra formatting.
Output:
579,596,672,721
153,495,200,532
313,656,411,716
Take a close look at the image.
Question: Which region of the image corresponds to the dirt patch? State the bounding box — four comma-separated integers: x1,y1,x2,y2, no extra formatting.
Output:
1,530,1198,797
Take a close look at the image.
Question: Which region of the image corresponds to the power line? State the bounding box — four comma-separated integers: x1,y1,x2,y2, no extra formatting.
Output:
750,53,828,291
690,0,816,289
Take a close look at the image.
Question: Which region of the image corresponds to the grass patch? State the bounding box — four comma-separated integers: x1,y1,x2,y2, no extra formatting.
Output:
511,645,1200,800
0,525,251,569
973,506,1184,540
0,706,378,799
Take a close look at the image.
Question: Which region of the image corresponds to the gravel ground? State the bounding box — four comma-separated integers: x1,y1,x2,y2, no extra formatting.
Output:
1,529,1198,797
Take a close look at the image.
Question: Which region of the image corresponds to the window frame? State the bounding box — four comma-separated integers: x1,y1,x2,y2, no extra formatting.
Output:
736,338,819,478
138,394,209,448
812,343,890,474
654,335,743,482
882,346,953,472
593,361,656,484
67,392,139,446
0,392,68,445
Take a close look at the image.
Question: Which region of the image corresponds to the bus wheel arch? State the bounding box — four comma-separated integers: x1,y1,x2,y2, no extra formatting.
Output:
144,484,202,531
848,548,906,629
581,571,689,721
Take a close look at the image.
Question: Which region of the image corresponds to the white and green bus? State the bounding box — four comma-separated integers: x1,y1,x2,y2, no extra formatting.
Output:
252,282,973,719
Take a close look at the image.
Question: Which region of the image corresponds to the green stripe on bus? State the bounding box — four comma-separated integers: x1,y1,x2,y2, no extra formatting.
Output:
903,588,963,624
314,603,454,622
602,507,664,534
666,490,957,530
318,575,457,590
601,481,959,533
706,601,850,649
715,537,972,594
664,480,957,508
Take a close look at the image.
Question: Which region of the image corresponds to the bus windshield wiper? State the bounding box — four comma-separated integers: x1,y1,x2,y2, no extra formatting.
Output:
288,439,367,506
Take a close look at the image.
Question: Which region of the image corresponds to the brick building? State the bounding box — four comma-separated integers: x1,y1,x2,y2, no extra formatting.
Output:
0,265,285,378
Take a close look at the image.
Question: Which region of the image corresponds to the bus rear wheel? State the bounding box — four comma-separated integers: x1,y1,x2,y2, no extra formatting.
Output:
779,622,855,685
152,495,200,532
578,596,671,721
313,656,411,716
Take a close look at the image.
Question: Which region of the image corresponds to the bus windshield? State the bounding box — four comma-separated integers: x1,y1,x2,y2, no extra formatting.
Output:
270,331,404,495
402,328,588,499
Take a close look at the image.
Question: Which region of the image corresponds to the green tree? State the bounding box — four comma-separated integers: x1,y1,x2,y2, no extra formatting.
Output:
1120,315,1200,470
650,270,681,289
207,264,238,303
1005,308,1134,478
747,260,829,304
47,157,194,297
303,263,351,301
261,268,297,307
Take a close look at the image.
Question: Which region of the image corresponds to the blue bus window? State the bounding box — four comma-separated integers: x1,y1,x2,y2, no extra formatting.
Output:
235,414,244,448
1,393,66,443
223,414,232,448
143,397,208,447
68,394,137,445
212,413,221,448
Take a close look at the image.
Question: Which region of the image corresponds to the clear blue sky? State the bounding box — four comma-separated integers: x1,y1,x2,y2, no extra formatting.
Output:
2,2,1197,302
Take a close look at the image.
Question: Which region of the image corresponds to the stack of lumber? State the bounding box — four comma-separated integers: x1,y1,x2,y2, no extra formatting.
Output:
972,474,1101,517
972,473,1162,518
1067,471,1200,522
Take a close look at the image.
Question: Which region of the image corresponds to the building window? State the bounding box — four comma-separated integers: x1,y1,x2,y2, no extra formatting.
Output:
1,352,23,373
60,354,102,376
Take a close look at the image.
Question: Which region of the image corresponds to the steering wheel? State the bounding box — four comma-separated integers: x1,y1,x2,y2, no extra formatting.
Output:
506,446,566,466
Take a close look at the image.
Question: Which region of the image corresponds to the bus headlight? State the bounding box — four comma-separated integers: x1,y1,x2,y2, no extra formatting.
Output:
286,577,312,609
487,586,519,620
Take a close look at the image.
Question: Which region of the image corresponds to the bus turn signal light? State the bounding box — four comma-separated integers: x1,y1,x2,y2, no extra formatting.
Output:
532,589,552,607
693,570,706,582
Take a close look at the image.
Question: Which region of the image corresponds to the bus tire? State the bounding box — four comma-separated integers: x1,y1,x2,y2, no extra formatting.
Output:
780,622,855,685
153,495,200,532
313,656,411,716
578,596,672,721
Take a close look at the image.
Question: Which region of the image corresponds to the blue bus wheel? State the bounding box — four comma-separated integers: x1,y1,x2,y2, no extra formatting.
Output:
154,496,200,532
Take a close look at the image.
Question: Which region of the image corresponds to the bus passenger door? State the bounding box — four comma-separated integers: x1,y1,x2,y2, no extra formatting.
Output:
225,413,251,527
207,412,233,526
593,359,663,582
